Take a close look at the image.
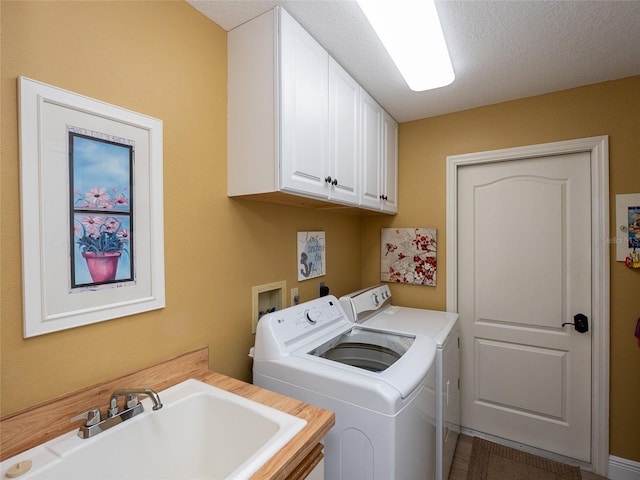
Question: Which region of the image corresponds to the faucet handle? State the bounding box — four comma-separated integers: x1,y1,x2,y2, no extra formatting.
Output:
124,394,139,409
70,407,101,427
107,396,119,418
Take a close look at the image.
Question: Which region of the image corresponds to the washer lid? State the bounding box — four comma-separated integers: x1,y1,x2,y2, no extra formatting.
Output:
308,327,415,372
364,306,458,347
297,327,436,399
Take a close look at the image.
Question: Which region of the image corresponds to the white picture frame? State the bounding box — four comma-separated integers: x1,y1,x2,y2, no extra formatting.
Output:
19,76,165,337
615,193,640,261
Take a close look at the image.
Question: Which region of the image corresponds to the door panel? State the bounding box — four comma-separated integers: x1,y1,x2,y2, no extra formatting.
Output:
475,177,565,327
475,339,566,419
457,152,592,462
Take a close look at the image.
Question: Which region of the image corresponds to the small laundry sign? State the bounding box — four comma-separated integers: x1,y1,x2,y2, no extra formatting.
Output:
297,231,326,281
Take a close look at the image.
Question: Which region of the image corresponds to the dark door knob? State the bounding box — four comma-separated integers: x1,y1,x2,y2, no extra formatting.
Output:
563,313,589,333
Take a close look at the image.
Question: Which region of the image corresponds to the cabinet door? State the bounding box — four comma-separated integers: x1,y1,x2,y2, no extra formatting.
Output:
328,58,360,204
381,111,398,213
359,90,382,209
279,9,329,198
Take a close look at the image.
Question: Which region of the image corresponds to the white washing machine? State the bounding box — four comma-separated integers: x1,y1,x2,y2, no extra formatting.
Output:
251,295,438,480
339,285,460,480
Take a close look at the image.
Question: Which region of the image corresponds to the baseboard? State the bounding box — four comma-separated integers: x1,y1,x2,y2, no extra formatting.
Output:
609,456,640,480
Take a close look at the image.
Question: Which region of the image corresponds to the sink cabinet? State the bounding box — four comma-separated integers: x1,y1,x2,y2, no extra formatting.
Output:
228,6,397,214
285,443,325,480
303,455,324,480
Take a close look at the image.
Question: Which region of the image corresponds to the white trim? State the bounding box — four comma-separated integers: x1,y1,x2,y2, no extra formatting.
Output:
446,136,610,476
609,456,640,480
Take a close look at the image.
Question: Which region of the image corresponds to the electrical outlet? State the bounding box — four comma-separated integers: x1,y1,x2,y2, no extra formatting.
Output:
291,288,299,305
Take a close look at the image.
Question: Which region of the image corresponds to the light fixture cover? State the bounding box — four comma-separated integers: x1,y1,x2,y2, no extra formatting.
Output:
358,0,455,91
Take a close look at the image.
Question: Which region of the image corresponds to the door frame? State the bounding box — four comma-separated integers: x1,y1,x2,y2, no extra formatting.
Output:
445,136,610,475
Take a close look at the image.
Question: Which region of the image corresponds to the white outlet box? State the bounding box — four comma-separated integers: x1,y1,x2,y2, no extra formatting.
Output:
291,288,299,305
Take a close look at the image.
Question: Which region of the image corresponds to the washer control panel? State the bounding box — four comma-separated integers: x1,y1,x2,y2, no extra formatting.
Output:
253,296,351,359
339,284,392,323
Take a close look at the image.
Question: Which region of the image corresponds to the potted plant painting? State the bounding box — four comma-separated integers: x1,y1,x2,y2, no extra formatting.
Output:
74,187,130,283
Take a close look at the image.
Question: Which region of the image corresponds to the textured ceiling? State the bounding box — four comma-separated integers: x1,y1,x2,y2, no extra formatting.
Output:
187,0,640,123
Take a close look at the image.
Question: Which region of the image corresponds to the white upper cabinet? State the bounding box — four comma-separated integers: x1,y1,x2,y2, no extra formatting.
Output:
227,8,279,198
360,91,398,213
328,58,360,204
279,9,329,198
228,6,397,214
360,89,383,210
382,111,398,213
228,7,328,200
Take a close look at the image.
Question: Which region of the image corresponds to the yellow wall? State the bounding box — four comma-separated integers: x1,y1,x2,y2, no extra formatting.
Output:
2,0,639,465
0,1,362,415
361,76,640,461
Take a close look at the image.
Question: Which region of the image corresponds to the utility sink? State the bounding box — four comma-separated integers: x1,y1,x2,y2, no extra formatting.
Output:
0,379,307,479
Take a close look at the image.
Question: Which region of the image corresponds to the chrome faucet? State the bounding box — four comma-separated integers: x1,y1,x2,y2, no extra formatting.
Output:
70,386,162,439
109,387,163,413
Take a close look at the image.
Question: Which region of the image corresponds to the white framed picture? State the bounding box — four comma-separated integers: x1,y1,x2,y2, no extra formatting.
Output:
615,193,640,262
19,77,165,337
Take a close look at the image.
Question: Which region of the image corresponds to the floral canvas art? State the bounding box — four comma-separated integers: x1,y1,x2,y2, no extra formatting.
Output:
69,128,134,289
381,228,437,286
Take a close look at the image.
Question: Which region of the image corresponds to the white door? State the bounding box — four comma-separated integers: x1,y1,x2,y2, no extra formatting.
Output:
457,152,593,461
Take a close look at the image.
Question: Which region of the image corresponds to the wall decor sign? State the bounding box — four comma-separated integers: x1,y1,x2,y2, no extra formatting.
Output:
381,228,437,286
297,231,326,281
19,77,165,337
615,193,640,267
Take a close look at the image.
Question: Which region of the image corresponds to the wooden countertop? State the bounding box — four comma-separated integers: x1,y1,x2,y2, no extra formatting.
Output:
0,347,335,480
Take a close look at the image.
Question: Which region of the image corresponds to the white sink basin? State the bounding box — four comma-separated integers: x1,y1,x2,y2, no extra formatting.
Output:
1,379,307,479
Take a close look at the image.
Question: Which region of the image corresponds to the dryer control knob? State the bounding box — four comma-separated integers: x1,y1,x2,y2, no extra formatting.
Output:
304,308,321,324
372,293,380,306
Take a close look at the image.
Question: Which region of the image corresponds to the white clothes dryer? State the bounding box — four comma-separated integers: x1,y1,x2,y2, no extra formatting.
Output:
339,285,460,480
251,295,438,480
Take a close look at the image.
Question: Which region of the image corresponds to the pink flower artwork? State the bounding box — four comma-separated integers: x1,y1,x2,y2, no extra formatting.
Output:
381,228,437,286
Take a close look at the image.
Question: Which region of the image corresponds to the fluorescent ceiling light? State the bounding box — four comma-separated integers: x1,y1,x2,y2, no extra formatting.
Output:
357,0,455,92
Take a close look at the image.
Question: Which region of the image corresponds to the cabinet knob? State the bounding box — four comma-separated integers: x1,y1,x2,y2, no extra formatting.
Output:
332,179,338,186
379,194,388,201
324,176,332,183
